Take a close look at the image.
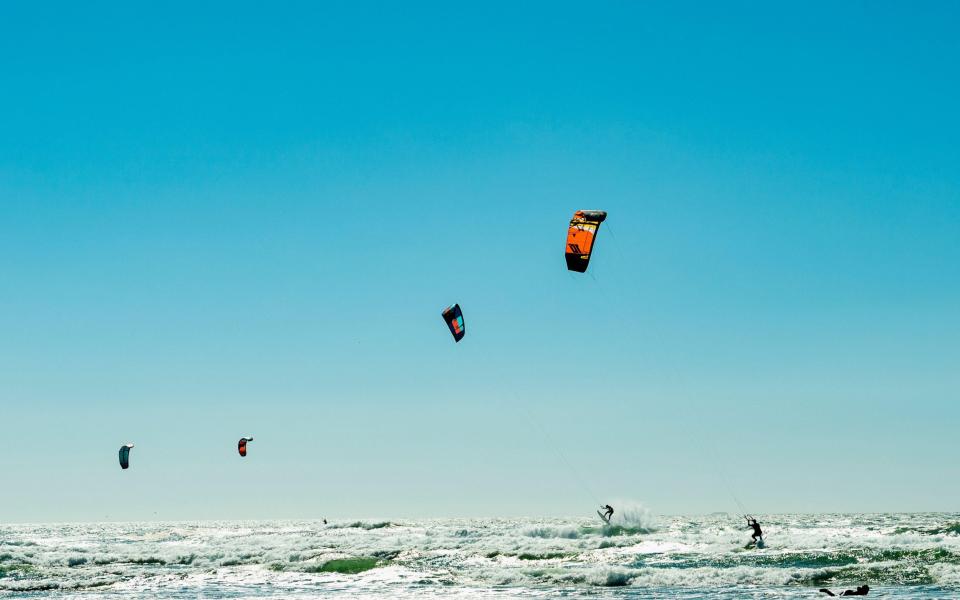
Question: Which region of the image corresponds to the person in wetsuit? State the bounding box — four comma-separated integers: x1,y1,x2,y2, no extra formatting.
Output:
600,504,614,522
745,516,763,542
819,585,869,596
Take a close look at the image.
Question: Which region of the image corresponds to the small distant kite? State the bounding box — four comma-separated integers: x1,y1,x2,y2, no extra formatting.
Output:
565,210,607,273
441,304,465,342
119,443,134,470
238,437,254,457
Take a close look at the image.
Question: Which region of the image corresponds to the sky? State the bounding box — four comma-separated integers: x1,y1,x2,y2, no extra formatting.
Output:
1,1,958,522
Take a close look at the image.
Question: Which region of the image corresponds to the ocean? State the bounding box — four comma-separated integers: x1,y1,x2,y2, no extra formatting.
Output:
1,512,958,598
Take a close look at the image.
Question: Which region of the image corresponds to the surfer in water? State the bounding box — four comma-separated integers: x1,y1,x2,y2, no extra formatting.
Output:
745,516,763,543
600,504,614,523
819,585,869,596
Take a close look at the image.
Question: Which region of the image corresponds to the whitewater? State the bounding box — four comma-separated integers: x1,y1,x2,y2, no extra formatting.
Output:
2,513,959,598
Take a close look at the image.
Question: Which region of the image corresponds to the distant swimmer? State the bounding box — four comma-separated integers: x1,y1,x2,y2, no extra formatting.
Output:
600,504,614,523
819,585,869,596
745,515,763,542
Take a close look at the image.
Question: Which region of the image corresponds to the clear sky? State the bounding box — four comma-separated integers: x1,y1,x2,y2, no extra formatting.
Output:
1,1,958,522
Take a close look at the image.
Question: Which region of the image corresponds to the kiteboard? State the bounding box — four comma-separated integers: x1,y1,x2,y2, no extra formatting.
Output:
597,510,611,524
744,538,766,549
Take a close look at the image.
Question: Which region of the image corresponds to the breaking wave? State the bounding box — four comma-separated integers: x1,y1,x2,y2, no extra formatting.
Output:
0,513,958,597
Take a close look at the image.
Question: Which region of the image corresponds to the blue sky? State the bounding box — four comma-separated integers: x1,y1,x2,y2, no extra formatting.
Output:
1,1,958,522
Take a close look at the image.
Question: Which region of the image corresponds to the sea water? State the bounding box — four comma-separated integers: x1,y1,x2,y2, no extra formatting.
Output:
1,513,958,598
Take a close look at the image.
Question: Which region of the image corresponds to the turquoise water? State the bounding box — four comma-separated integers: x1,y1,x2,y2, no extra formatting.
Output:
1,513,958,598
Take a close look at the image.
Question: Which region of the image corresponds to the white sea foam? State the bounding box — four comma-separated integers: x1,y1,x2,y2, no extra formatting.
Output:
0,513,958,598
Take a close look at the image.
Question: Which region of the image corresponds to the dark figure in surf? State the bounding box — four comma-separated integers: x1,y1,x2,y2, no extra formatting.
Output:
745,516,763,542
600,505,614,522
819,585,869,596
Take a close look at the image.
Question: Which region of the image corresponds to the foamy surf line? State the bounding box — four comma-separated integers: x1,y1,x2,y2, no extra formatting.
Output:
1,513,959,598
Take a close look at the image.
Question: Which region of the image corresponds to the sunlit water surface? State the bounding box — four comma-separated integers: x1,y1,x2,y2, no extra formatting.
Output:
2,513,958,598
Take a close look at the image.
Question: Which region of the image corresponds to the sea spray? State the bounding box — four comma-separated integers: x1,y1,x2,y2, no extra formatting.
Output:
605,500,657,532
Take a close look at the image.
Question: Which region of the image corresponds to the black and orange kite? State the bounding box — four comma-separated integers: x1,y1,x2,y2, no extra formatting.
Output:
565,210,607,273
441,304,465,343
238,437,253,457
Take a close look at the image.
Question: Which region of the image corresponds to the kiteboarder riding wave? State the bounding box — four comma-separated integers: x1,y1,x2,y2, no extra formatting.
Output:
600,505,614,523
745,516,763,542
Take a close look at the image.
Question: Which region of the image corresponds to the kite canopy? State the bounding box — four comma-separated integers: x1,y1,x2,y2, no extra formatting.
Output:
118,443,134,470
565,210,607,273
238,437,253,457
442,304,465,342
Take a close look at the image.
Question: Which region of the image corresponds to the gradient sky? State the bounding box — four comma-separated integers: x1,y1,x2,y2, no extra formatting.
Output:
1,1,958,522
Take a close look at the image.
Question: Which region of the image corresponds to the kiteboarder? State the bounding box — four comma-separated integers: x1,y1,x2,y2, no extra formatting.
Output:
600,504,614,523
819,585,869,596
745,516,763,542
